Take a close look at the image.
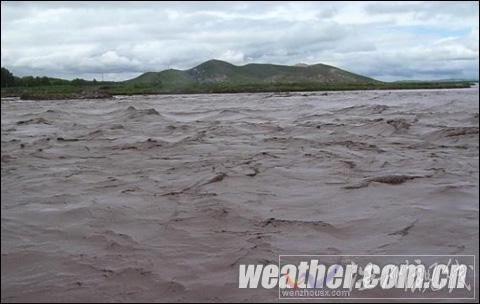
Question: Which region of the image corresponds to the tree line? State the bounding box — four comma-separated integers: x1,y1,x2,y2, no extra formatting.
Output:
1,67,104,88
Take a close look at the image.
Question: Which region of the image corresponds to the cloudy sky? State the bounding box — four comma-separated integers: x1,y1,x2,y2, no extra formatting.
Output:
1,1,479,81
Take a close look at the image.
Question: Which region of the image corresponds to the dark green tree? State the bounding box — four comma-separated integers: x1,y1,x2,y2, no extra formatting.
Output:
71,78,88,86
1,67,16,87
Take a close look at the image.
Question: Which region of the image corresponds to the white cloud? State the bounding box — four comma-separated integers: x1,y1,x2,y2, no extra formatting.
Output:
218,50,245,64
1,1,478,81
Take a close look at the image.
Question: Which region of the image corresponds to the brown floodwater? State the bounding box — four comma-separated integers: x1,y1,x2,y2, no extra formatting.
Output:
1,88,479,301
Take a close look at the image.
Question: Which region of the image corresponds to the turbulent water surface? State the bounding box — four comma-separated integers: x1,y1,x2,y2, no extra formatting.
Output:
1,88,479,301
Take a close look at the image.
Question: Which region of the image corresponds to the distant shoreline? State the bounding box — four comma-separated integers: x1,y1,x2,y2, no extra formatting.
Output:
2,61,477,100
1,81,475,100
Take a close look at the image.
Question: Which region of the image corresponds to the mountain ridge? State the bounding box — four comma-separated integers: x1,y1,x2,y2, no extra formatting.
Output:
126,59,380,89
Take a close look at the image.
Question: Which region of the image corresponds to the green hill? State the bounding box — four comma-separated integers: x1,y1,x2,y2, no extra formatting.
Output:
125,59,378,91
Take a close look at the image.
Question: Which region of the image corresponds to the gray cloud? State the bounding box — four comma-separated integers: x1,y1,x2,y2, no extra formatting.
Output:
1,1,478,81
